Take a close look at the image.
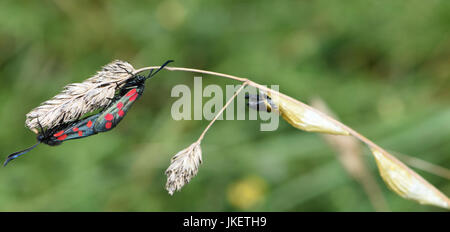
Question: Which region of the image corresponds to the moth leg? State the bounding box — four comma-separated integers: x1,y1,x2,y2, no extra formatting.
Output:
117,63,134,75
104,96,117,110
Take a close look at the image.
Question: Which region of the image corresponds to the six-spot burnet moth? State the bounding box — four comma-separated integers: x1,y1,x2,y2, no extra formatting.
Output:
4,60,174,166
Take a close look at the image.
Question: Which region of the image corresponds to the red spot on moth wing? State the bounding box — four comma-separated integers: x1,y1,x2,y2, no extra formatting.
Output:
87,120,93,128
129,93,138,102
118,110,125,117
105,122,112,129
125,89,137,97
78,131,83,136
57,134,68,141
117,102,123,109
54,130,64,137
104,113,114,121
73,127,79,132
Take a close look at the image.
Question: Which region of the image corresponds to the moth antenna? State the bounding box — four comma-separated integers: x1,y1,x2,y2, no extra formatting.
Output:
146,60,174,80
37,117,45,133
3,142,41,167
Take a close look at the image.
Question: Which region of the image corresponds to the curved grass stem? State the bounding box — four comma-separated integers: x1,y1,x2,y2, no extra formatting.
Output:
135,65,450,208
197,81,248,142
134,65,392,149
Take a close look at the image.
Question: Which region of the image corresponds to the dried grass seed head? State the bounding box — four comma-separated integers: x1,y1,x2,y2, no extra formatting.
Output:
25,60,135,131
265,91,350,135
165,142,203,195
371,147,450,209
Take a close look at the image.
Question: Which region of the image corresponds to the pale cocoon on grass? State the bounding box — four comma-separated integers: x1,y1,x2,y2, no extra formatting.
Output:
165,142,202,195
371,147,450,209
265,92,350,135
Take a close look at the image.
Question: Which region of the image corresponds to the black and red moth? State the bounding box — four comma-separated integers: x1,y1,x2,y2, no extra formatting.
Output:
4,60,173,166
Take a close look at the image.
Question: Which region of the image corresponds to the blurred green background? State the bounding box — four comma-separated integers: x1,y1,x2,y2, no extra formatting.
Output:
0,0,449,211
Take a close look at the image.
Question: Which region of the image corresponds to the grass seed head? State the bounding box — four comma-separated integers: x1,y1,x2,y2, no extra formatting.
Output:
165,142,202,195
25,60,135,131
371,147,450,209
266,91,350,135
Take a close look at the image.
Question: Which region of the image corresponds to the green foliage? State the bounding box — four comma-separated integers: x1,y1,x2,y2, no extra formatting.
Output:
0,0,449,211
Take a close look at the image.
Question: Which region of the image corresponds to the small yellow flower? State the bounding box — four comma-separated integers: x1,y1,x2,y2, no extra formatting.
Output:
227,176,267,210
